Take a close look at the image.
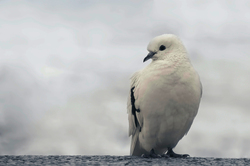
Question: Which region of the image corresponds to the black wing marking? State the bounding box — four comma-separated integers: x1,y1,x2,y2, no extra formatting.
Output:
130,87,140,128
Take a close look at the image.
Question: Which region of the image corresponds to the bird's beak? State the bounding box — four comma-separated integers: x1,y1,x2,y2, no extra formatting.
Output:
143,52,155,62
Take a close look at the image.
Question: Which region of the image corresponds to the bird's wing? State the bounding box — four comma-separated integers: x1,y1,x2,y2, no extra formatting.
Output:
127,71,145,155
127,71,142,136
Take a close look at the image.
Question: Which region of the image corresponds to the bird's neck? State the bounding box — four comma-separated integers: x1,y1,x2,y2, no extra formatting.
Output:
149,54,191,76
153,51,190,67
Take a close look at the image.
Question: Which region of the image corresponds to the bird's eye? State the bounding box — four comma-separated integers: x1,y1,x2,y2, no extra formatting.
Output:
159,45,166,51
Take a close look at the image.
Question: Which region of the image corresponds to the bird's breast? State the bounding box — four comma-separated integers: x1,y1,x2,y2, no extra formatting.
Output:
136,65,201,111
135,66,201,148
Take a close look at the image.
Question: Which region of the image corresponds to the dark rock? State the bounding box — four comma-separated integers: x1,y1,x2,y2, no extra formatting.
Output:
0,155,249,166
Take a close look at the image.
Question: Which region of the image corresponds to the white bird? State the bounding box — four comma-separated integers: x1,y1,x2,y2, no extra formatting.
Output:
127,34,202,158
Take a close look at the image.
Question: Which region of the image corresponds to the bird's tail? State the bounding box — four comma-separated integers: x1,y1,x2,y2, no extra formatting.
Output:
130,126,147,156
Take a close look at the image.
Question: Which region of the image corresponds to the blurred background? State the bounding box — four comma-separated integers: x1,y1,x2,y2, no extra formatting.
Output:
0,0,250,158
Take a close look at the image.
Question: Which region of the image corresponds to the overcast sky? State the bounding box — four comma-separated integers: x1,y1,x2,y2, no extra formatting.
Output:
0,0,250,158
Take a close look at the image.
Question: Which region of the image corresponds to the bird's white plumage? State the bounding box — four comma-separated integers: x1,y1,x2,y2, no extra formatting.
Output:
127,34,202,156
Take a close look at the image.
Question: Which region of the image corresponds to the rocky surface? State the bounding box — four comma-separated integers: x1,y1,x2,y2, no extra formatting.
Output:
0,155,249,165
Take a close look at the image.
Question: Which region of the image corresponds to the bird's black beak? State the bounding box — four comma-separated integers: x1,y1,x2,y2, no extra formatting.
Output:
143,52,155,62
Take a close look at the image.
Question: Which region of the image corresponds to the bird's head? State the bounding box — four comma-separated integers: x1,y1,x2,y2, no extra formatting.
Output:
143,34,187,62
